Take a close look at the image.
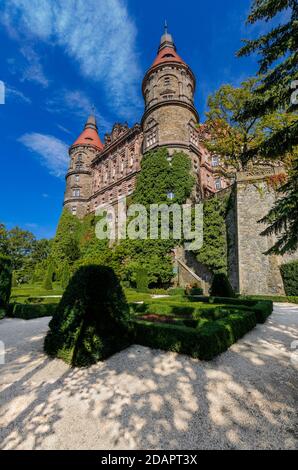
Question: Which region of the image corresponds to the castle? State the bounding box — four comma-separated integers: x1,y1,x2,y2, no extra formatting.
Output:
63,27,228,218
62,27,298,296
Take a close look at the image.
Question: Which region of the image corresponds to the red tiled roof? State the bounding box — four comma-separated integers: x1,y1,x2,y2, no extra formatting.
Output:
151,46,185,67
71,124,103,150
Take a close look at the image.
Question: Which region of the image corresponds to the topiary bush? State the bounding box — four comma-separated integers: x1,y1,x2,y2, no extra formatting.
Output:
0,255,12,313
44,265,131,366
280,261,298,296
210,272,235,298
43,262,54,290
136,267,149,293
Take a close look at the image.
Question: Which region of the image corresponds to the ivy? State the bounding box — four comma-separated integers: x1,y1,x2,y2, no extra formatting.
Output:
195,195,229,274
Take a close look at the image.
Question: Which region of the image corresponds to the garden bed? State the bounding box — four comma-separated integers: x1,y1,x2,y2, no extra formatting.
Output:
130,297,273,360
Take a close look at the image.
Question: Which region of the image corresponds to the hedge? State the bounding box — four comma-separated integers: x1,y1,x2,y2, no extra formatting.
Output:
280,261,298,296
241,295,298,304
168,288,185,296
44,265,131,367
9,303,57,319
132,309,257,360
130,297,273,324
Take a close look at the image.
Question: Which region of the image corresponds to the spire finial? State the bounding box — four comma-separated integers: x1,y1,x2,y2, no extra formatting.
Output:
164,20,168,35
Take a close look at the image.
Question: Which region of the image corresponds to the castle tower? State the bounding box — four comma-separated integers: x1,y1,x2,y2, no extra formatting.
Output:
141,25,201,197
64,114,103,218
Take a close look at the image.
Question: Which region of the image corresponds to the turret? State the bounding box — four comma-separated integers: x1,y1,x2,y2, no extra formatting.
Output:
63,114,103,218
141,24,199,155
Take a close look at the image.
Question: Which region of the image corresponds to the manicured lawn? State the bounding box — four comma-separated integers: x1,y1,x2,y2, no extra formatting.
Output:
11,282,63,301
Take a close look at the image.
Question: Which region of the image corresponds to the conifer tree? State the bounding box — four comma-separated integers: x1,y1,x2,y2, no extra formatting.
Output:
237,0,298,253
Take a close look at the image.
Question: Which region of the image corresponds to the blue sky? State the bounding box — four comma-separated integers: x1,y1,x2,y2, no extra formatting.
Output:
0,0,278,239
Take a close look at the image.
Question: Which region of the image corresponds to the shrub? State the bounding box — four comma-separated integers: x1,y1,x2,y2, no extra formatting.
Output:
136,268,149,293
43,263,53,290
9,303,57,319
280,261,298,296
210,273,235,298
44,265,131,367
60,264,71,290
168,287,185,296
132,309,256,360
0,255,12,311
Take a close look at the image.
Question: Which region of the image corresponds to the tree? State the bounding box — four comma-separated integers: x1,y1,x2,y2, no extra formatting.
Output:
260,152,298,254
202,79,296,170
5,227,35,270
50,209,81,274
237,0,298,158
43,262,53,290
237,0,298,253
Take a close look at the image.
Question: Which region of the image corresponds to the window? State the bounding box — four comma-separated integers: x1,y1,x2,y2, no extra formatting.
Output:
75,174,80,183
76,163,82,170
167,191,175,200
215,178,222,190
73,188,80,197
190,129,199,146
130,151,134,167
72,206,77,215
211,155,219,167
164,76,171,86
77,154,83,162
146,129,157,147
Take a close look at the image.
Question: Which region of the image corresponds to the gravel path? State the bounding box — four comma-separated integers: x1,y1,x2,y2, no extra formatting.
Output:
0,303,297,450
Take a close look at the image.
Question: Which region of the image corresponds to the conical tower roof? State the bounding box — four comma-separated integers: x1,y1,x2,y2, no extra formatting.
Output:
151,22,185,68
71,114,103,150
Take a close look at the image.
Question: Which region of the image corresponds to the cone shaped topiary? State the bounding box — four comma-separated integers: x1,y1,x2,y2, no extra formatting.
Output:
44,265,131,366
210,272,235,298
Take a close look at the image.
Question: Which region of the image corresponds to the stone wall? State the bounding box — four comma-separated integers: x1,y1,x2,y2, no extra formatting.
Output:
228,171,298,295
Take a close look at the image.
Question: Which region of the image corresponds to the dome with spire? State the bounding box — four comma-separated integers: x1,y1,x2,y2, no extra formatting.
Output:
71,114,103,151
151,22,186,68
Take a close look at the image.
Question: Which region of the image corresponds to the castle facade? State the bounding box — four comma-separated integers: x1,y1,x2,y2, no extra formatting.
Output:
63,28,227,218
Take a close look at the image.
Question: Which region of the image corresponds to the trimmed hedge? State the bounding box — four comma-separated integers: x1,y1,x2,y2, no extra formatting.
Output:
132,309,257,360
44,265,131,367
168,288,185,296
9,303,57,319
130,301,228,322
241,295,298,304
280,261,298,296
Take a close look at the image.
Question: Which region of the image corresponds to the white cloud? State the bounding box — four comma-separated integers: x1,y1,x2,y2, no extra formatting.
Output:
20,45,49,88
5,84,31,104
1,0,142,117
47,89,112,132
19,133,69,178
